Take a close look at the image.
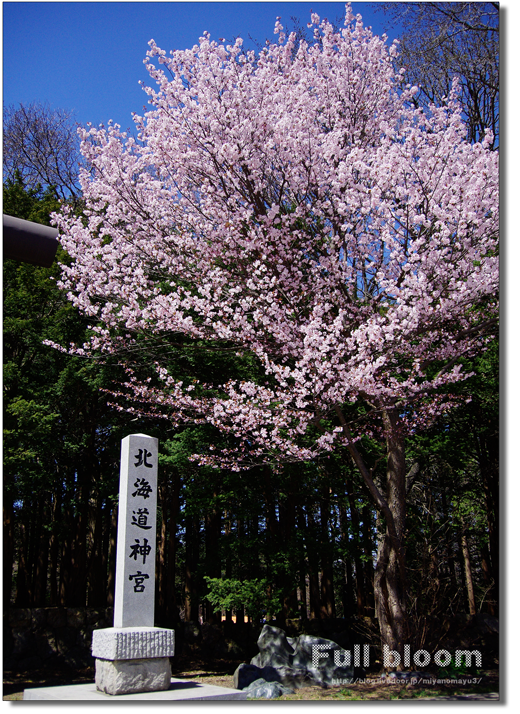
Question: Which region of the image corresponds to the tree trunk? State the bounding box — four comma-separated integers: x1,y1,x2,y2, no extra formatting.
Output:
362,503,375,617
336,404,408,662
262,466,278,550
71,508,87,606
157,480,168,622
3,492,15,610
460,529,476,616
106,503,118,607
343,556,355,619
86,496,104,607
235,517,245,625
278,479,298,624
48,482,62,606
339,502,355,619
305,506,321,619
479,431,499,614
59,504,73,605
319,486,335,618
15,518,31,607
185,513,200,622
345,480,367,617
224,513,234,623
27,502,39,606
440,488,461,607
99,500,112,608
70,464,89,607
205,483,222,624
297,505,309,619
33,498,49,606
480,542,495,616
166,471,181,625
374,408,408,664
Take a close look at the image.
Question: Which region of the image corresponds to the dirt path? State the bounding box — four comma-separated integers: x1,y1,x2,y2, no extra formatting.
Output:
3,666,499,702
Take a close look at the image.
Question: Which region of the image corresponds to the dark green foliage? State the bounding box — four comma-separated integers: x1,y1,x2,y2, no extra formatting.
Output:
3,177,133,608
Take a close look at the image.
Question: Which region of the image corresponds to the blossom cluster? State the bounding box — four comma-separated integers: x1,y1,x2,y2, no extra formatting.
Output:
52,5,499,468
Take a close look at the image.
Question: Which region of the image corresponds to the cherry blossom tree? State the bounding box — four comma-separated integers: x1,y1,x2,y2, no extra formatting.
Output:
52,5,499,657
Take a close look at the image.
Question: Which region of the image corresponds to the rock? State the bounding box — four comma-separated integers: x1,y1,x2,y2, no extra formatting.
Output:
234,663,281,690
251,624,295,668
291,633,355,686
55,626,77,654
243,625,355,690
84,608,100,626
274,665,311,689
31,608,47,628
35,633,56,659
67,607,86,628
46,608,67,628
95,657,171,696
233,662,309,691
8,609,32,628
11,629,35,657
245,678,294,699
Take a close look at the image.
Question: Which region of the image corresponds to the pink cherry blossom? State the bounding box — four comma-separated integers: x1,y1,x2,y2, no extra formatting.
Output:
51,4,498,472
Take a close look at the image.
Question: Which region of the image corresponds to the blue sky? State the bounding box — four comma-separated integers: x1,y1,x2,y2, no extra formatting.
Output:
3,1,402,129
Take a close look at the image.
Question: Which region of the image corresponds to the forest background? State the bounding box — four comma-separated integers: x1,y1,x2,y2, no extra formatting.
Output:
3,1,501,671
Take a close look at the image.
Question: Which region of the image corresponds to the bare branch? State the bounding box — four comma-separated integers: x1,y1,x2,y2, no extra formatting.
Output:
3,101,83,202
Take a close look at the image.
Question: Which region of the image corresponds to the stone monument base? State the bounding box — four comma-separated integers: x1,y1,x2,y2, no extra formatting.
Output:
95,657,171,696
92,626,175,695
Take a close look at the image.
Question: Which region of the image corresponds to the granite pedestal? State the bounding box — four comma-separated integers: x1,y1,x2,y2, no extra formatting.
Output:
92,626,175,695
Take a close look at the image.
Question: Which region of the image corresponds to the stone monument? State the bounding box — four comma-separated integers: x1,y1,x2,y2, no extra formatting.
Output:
91,434,175,695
